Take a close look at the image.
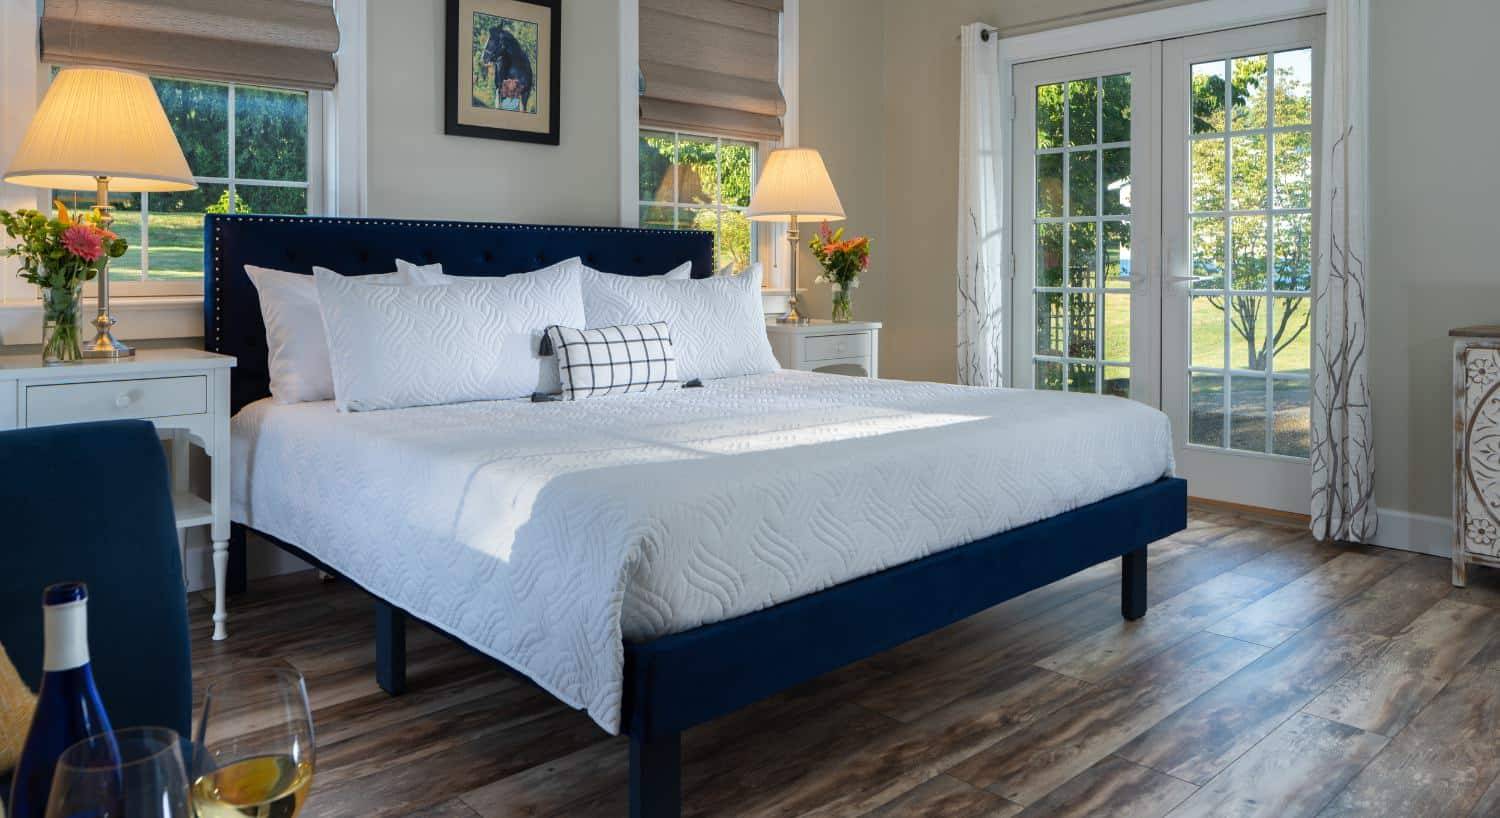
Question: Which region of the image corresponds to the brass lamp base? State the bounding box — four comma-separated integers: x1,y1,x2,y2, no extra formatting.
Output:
81,176,133,359
81,331,134,359
777,216,810,325
777,299,810,325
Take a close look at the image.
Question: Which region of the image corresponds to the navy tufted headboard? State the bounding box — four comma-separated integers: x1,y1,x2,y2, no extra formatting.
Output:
203,214,714,413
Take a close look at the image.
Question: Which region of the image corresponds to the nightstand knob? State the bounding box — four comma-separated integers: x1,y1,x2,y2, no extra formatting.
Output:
114,393,132,409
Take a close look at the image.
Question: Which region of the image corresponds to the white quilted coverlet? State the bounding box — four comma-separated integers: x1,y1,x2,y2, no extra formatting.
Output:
232,371,1173,733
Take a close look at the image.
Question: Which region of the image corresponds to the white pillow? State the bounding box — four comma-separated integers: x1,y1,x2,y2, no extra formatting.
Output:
393,260,447,284
581,260,692,280
581,263,777,382
315,259,585,411
246,264,428,404
404,257,691,281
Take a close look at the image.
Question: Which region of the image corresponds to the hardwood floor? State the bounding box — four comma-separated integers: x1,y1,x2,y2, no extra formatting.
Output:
188,504,1500,817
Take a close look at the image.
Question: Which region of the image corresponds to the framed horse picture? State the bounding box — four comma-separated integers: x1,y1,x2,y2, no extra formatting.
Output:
445,0,561,144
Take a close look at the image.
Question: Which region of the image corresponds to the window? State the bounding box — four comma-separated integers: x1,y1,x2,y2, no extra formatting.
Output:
50,75,318,294
1030,73,1135,399
637,130,756,274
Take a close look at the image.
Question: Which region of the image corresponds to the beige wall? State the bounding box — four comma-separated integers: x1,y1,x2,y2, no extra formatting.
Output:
796,0,887,324
876,0,1200,381
365,0,621,224
1367,0,1500,519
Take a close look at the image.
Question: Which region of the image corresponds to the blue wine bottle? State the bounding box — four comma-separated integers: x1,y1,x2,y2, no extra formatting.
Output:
8,582,115,818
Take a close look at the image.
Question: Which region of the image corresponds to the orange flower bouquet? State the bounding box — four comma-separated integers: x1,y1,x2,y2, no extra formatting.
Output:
0,201,128,363
809,222,871,323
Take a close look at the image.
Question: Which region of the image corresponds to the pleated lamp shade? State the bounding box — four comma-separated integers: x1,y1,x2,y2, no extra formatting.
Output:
747,148,845,222
3,67,195,193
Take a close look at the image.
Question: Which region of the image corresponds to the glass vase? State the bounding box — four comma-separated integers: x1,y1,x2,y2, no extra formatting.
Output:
831,287,853,323
41,282,85,365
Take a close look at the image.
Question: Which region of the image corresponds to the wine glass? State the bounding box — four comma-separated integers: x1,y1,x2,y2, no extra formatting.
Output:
191,664,315,818
44,726,192,818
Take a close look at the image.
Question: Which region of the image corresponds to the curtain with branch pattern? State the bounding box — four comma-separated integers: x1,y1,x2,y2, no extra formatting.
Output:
956,22,1005,386
1310,0,1376,542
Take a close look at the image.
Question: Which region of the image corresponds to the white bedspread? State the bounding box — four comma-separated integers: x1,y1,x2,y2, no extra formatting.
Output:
232,370,1173,733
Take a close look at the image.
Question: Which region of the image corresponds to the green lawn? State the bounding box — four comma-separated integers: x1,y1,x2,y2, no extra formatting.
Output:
1096,288,1310,456
1098,291,1310,374
1191,295,1311,373
107,212,205,281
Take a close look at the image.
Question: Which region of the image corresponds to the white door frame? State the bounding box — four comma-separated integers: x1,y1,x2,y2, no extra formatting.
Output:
994,0,1324,387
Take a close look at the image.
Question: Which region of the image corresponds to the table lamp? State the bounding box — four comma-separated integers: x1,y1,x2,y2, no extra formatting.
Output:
3,67,196,358
747,148,844,324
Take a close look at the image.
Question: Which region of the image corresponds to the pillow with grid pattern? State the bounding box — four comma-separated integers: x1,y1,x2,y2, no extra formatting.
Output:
546,322,679,399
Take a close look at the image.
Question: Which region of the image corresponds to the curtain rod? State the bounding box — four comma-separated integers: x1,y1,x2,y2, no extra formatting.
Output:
956,27,1001,42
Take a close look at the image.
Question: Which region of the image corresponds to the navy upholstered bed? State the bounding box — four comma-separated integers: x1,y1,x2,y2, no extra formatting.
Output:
204,214,715,413
204,214,1187,818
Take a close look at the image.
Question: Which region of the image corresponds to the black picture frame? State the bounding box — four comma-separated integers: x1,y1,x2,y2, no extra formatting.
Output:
444,0,561,145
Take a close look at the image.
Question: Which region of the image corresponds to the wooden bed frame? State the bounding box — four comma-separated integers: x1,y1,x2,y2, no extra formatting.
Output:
206,214,1188,818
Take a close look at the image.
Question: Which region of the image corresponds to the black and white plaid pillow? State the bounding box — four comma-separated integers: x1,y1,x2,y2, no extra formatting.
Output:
544,322,680,399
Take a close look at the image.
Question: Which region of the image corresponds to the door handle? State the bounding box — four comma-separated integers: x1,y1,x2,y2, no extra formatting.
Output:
1167,275,1213,285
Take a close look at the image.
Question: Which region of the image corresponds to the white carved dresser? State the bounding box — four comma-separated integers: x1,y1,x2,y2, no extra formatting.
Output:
1453,326,1500,586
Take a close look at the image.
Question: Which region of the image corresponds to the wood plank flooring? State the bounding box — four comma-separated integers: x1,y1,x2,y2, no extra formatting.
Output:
189,504,1500,817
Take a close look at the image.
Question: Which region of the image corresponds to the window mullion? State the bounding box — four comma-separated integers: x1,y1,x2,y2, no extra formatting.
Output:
227,84,237,213
139,191,150,282
714,137,723,267
670,132,680,229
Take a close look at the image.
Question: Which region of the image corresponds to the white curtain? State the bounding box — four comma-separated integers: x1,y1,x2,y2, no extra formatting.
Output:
1311,0,1376,542
956,22,1006,387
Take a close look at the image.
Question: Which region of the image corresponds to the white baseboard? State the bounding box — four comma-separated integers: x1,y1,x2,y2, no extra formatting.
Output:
1370,508,1452,559
183,537,311,593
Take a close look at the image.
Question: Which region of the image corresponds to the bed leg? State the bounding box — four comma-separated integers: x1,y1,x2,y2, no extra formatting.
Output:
1122,545,1147,621
374,600,407,696
629,730,681,818
226,523,248,595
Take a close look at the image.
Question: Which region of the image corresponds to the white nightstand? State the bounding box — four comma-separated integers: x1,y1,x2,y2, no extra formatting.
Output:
0,348,238,640
765,319,881,378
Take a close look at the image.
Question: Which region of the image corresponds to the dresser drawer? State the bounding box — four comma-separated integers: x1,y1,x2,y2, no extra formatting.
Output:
802,332,870,362
25,375,207,427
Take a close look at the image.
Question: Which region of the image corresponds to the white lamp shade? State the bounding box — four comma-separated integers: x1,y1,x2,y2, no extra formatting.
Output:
746,148,845,222
3,67,195,193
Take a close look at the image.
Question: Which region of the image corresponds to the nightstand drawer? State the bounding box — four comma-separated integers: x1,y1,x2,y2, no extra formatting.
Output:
26,375,208,426
803,332,870,362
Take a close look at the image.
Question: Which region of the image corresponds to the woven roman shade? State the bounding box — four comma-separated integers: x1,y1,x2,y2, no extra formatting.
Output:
639,0,785,142
40,0,340,91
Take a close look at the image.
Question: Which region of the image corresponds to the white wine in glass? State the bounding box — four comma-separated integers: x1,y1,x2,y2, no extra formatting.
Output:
192,664,314,818
190,754,312,818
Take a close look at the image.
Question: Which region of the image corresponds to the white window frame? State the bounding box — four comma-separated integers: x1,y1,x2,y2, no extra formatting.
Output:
36,74,326,298
617,0,798,309
636,128,758,273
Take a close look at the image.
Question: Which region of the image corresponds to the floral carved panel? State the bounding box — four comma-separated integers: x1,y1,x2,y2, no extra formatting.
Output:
1462,347,1500,556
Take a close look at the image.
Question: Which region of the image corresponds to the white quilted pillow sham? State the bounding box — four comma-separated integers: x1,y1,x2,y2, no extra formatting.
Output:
246,264,437,404
400,258,691,281
581,263,777,381
314,259,585,411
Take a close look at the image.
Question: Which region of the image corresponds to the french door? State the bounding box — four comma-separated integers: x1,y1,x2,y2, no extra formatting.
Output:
1010,46,1159,403
1010,17,1323,512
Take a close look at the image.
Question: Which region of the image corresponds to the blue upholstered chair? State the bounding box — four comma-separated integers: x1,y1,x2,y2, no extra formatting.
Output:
0,419,193,801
